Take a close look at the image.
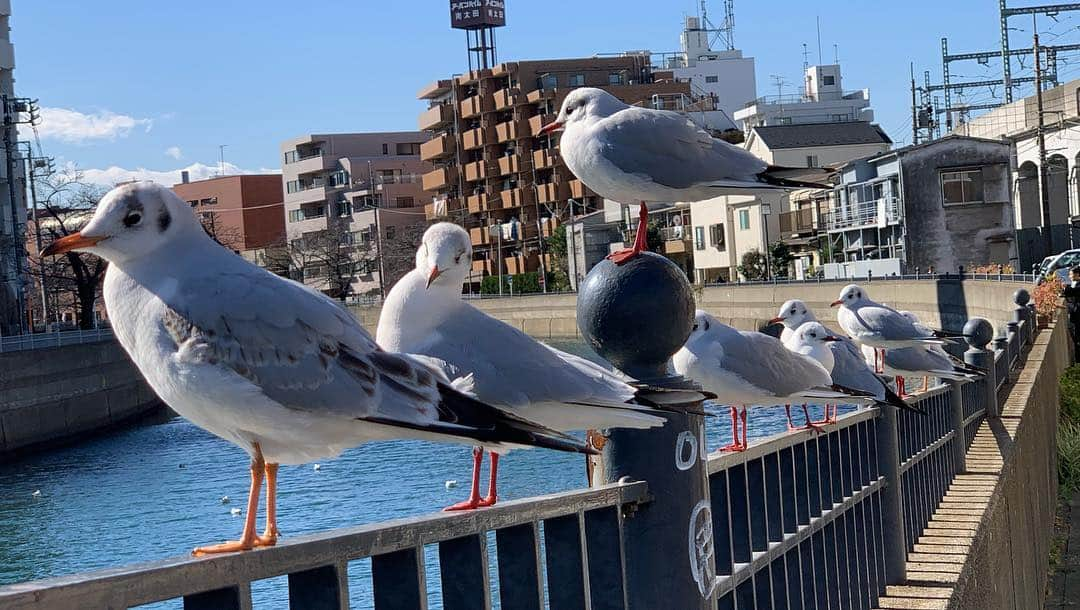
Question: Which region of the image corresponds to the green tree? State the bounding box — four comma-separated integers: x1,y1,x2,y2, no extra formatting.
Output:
737,248,767,281
544,224,572,292
769,240,794,279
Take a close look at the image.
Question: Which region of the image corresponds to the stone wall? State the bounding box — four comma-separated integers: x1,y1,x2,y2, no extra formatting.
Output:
0,340,165,459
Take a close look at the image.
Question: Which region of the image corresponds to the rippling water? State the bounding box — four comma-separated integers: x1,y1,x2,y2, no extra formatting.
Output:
0,341,837,608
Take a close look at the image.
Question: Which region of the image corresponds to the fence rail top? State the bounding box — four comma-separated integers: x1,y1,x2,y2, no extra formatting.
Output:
0,481,648,608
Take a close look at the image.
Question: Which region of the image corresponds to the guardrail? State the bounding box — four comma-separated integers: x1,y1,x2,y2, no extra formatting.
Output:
0,328,114,353
0,294,1039,609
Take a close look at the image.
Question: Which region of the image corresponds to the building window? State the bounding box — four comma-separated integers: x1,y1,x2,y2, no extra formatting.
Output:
568,74,585,87
940,168,984,206
186,199,198,208
288,209,303,223
608,73,624,85
705,75,719,83
395,142,421,155
200,197,217,206
738,209,750,230
395,196,415,208
382,143,389,155
822,75,835,86
778,117,792,125
709,223,725,250
832,114,846,122
336,200,352,217
806,155,819,168
539,74,557,89
694,226,705,250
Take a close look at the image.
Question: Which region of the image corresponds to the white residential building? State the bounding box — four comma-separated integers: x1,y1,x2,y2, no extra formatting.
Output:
734,63,873,135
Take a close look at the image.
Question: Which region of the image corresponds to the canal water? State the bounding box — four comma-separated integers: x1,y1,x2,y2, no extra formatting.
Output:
0,341,837,608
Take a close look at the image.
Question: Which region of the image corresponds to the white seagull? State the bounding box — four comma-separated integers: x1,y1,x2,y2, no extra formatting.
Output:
770,298,825,344
540,87,830,264
41,183,593,555
672,311,873,451
861,344,984,396
376,222,664,510
785,322,923,422
831,284,947,373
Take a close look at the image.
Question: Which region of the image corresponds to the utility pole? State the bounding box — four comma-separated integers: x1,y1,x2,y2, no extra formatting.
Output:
1034,23,1053,255
368,159,386,299
218,145,228,177
910,63,919,146
22,143,52,328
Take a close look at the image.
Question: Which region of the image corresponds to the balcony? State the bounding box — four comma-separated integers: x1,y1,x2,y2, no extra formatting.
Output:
504,253,540,275
469,226,490,246
658,226,692,255
462,127,491,151
529,114,556,137
419,134,454,162
460,94,494,119
527,89,554,104
824,197,902,232
423,197,460,220
496,154,520,176
495,119,525,143
569,179,593,199
421,167,456,191
418,104,454,131
464,160,487,183
471,258,493,275
535,182,568,204
779,208,819,236
493,87,521,111
533,148,557,169
500,187,534,209
417,79,453,100
467,193,492,213
540,216,559,237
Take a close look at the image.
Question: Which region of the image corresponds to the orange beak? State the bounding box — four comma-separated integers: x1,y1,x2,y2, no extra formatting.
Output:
426,266,441,289
538,120,564,135
830,299,843,307
768,316,784,325
41,232,104,257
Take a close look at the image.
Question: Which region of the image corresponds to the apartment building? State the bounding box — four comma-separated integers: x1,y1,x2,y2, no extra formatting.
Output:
734,63,873,135
416,54,694,287
280,132,431,297
172,174,284,260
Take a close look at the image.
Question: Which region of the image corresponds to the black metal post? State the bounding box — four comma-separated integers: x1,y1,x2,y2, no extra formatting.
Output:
964,318,997,419
576,251,714,609
875,406,907,584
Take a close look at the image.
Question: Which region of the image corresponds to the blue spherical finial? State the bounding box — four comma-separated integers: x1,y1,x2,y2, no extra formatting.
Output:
1013,288,1030,306
963,317,993,348
576,251,695,380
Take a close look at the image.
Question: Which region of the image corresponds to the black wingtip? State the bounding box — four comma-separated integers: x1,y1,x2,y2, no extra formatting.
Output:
883,387,927,415
831,384,876,398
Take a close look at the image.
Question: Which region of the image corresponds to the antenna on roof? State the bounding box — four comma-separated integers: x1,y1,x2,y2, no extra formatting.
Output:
700,0,735,51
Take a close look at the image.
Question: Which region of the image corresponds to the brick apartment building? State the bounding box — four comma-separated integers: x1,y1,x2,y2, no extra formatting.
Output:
416,54,697,286
172,174,285,259
280,132,432,297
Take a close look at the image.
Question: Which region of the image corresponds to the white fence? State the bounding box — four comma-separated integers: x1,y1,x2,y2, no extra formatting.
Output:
0,328,114,353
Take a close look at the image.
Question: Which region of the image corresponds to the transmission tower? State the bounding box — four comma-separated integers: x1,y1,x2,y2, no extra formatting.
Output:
700,0,735,51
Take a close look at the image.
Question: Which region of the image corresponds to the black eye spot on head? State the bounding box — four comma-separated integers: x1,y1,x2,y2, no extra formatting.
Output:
691,323,698,332
157,208,172,232
123,211,142,227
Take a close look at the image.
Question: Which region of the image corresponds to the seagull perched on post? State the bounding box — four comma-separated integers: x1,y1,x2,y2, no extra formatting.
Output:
377,222,665,510
672,311,874,451
41,183,593,555
539,87,831,265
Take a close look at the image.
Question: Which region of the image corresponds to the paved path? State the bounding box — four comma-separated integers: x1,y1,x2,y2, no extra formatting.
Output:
1047,492,1080,609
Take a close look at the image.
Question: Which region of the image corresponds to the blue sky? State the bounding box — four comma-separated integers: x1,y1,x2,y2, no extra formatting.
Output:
15,1,1078,185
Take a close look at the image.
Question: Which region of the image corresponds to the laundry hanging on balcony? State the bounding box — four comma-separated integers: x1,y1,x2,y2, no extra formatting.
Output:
432,197,448,218
501,218,520,241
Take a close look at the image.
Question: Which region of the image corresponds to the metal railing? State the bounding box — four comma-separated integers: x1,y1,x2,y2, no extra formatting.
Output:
823,197,902,231
0,327,114,353
0,292,1040,609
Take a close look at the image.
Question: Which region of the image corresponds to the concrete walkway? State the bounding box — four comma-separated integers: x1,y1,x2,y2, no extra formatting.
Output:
1047,492,1080,609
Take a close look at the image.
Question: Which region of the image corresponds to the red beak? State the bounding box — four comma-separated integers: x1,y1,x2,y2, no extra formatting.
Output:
538,120,564,135
830,299,843,307
768,316,784,325
41,231,104,257
426,266,441,289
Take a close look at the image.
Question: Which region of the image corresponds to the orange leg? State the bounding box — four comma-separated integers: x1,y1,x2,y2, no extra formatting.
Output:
720,405,743,452
478,452,499,507
607,202,649,265
739,407,748,450
445,447,485,511
922,376,929,393
801,404,826,433
785,404,794,430
897,376,907,398
256,463,279,547
193,444,264,556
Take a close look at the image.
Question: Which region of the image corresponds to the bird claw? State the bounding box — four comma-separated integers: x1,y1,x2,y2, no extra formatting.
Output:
606,248,638,265
192,538,257,556
444,497,486,511
718,442,747,453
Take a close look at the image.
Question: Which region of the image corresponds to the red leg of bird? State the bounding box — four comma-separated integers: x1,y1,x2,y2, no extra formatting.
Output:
255,463,279,547
445,447,485,511
478,452,499,507
719,406,743,452
606,202,649,265
193,444,264,556
801,404,826,433
739,407,749,450
922,376,929,393
785,404,794,430
897,376,906,398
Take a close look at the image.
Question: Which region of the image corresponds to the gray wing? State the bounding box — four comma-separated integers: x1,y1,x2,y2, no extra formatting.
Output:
828,339,887,400
884,346,954,374
409,303,635,409
163,268,444,426
721,331,833,397
596,107,768,189
852,305,924,341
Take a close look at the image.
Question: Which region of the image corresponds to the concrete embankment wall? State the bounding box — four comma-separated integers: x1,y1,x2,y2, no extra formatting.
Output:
352,278,1033,339
0,341,165,459
952,318,1066,609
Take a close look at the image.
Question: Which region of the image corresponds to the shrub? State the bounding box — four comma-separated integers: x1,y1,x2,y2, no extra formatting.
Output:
737,249,767,281
1061,365,1080,424
479,272,552,295
969,263,1016,274
1034,274,1064,321
1059,420,1080,498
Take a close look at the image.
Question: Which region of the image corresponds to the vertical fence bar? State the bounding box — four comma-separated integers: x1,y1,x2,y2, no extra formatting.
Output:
496,523,544,610
874,406,907,584
288,563,349,610
183,584,251,610
543,514,587,610
439,534,491,610
948,381,967,474
372,547,426,610
584,507,628,610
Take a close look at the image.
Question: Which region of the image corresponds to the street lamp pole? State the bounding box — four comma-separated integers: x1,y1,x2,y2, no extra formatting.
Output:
761,200,773,280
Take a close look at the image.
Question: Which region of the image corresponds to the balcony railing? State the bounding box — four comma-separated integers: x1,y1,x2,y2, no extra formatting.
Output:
418,104,454,131
569,179,593,199
533,148,557,169
463,160,487,183
529,113,556,137
493,87,521,111
0,328,114,353
496,154,520,176
459,94,493,119
535,182,568,204
495,119,523,143
824,197,902,232
779,208,819,236
462,127,490,151
283,149,322,164
421,167,456,192
419,134,454,162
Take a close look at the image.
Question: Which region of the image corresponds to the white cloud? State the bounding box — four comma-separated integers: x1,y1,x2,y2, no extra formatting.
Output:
164,146,183,160
78,162,280,188
36,107,153,144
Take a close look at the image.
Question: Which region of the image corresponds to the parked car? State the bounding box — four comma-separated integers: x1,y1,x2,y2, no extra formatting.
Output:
1036,249,1080,284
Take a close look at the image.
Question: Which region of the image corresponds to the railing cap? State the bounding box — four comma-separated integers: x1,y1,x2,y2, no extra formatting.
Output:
1013,288,1031,306
964,317,994,349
